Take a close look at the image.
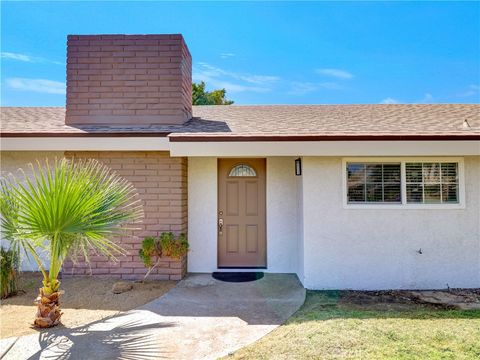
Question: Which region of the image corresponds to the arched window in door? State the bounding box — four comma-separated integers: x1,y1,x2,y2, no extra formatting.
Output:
228,164,257,177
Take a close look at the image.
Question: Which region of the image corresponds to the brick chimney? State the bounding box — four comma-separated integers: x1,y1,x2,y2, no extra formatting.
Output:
66,34,192,125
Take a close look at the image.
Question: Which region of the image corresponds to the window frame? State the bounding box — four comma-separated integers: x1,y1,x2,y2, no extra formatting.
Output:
346,162,402,204
228,163,258,177
342,157,465,209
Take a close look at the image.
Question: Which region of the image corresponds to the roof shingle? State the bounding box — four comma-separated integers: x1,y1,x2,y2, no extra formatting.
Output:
1,104,479,139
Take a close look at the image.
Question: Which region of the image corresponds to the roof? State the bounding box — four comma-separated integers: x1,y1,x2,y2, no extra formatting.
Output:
1,104,479,140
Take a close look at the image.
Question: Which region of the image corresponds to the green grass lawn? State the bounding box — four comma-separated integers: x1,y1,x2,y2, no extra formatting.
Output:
228,291,480,360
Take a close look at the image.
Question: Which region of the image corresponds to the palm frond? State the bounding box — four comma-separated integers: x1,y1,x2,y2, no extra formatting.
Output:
0,158,143,283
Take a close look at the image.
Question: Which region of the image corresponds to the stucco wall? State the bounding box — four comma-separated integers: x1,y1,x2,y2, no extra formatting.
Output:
6,152,477,289
301,156,480,290
187,157,300,273
266,157,299,273
0,151,64,271
296,174,305,284
187,157,218,272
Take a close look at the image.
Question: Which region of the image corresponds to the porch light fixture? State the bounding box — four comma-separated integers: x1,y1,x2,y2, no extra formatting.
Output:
295,158,302,176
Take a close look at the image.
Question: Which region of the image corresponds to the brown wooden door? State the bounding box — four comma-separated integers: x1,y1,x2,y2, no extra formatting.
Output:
218,158,266,268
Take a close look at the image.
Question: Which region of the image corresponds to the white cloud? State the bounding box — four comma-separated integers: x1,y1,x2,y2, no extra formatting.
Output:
419,93,434,103
1,52,33,62
1,51,64,66
318,82,344,90
380,97,400,104
193,63,347,96
193,63,278,93
288,82,319,95
456,84,480,98
287,81,343,95
315,68,353,80
242,74,280,84
193,74,268,93
196,63,279,85
6,78,66,95
220,53,235,59
381,93,437,104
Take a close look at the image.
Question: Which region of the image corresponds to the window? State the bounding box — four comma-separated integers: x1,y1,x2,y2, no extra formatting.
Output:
343,158,463,208
347,163,401,203
406,162,458,204
229,164,256,177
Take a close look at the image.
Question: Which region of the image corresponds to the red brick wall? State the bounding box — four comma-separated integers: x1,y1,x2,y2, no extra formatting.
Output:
65,34,192,126
62,151,188,280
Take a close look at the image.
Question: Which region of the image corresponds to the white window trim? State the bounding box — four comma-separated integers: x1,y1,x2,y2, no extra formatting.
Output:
342,157,465,210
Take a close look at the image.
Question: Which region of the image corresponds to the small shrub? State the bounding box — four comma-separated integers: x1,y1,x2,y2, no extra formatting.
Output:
138,232,189,281
139,236,158,267
159,232,189,259
0,246,19,299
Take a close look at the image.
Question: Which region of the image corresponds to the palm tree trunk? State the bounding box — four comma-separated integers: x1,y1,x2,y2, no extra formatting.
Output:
34,285,62,328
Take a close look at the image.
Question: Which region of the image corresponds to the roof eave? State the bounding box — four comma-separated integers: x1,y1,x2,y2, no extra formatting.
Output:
168,134,480,142
0,132,170,138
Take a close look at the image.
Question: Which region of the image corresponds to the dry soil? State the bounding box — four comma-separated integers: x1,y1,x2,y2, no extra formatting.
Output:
0,272,176,338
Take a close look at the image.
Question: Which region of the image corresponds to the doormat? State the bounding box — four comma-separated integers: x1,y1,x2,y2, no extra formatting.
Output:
212,272,264,283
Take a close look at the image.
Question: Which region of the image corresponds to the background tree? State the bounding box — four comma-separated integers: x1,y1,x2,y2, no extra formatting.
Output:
0,158,142,328
192,81,234,105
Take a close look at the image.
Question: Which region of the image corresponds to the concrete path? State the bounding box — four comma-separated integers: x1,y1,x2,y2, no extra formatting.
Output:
1,273,305,360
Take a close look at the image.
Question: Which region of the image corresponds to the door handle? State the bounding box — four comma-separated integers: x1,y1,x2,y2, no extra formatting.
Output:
218,218,224,231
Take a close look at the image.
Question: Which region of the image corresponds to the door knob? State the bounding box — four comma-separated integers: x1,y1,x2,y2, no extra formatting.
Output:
218,218,224,230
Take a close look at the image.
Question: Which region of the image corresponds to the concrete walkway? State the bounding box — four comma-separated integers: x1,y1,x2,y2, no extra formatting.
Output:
1,273,305,360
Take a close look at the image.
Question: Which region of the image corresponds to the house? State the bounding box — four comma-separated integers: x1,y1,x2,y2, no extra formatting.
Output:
1,34,479,290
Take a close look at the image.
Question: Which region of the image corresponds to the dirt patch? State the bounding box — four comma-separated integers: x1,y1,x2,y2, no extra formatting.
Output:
407,289,480,310
446,288,480,301
0,272,176,339
338,289,480,311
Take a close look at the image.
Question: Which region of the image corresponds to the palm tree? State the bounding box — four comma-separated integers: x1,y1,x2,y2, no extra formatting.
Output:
0,158,142,328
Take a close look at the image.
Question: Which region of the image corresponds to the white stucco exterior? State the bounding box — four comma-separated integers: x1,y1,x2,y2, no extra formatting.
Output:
187,155,480,290
187,157,218,272
170,140,480,157
0,151,64,271
300,156,480,290
2,149,479,290
296,175,305,284
1,137,169,151
265,158,298,273
187,157,300,274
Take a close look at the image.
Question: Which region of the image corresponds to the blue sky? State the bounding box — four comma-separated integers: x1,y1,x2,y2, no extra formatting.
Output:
1,1,479,106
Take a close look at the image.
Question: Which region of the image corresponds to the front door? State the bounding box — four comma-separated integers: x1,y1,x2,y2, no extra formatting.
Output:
218,158,266,268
